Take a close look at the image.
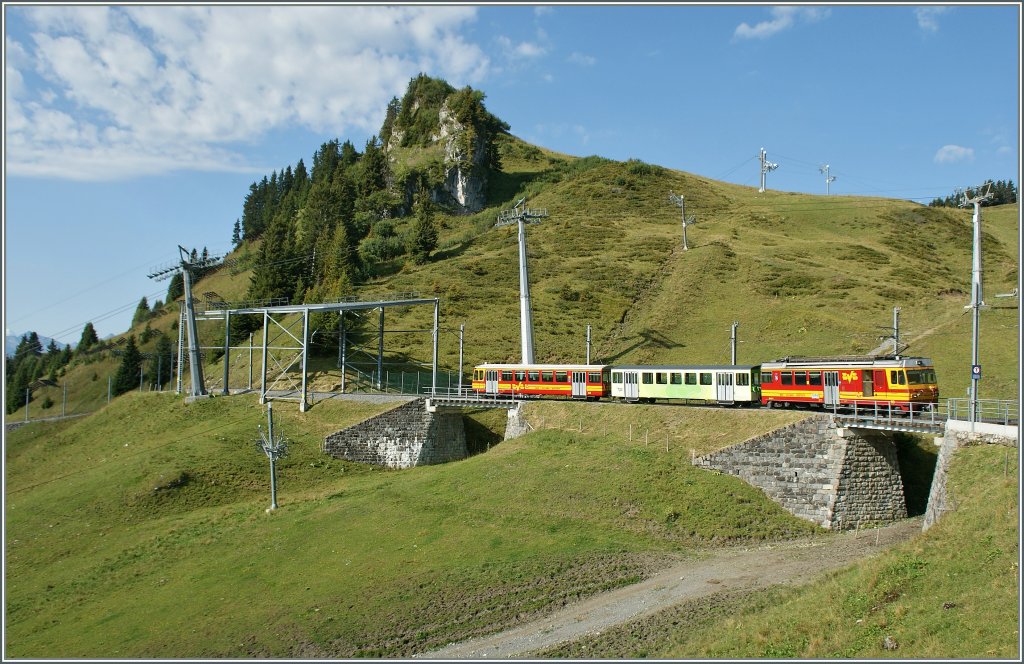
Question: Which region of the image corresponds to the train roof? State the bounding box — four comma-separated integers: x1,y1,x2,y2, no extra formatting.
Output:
610,364,758,372
762,356,934,369
475,363,608,370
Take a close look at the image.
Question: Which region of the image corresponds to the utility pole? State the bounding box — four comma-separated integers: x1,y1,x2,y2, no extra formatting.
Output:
892,306,901,356
108,376,112,404
256,402,288,511
62,382,67,417
24,388,29,423
495,197,548,364
147,246,223,398
758,147,779,193
730,321,739,365
819,164,837,195
458,323,465,394
959,181,993,429
668,192,697,250
586,324,592,365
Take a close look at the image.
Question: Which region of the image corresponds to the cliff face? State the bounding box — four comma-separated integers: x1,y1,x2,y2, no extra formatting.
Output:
381,75,507,214
434,99,488,212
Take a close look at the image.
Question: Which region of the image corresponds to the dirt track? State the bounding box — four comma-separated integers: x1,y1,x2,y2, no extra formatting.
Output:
418,517,922,659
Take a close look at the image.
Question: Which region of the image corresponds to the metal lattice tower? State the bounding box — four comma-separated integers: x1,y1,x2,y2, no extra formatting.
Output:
495,197,548,364
758,147,779,193
668,191,697,250
147,245,223,397
958,181,994,428
819,164,837,195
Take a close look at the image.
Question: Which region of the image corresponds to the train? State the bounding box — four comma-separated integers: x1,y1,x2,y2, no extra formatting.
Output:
471,355,939,413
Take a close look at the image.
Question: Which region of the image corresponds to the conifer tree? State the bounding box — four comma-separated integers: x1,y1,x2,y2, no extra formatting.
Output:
5,360,33,414
132,296,150,326
112,335,143,396
78,323,99,352
166,272,184,304
410,194,438,264
149,333,174,389
232,219,242,246
247,213,297,303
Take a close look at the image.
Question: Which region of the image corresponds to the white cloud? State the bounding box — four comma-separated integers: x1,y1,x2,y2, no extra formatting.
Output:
497,34,547,60
534,7,554,17
733,6,829,41
6,5,488,180
568,52,596,66
934,144,975,164
915,7,951,33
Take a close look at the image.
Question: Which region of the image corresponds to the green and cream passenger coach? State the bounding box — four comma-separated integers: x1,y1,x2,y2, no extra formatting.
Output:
609,364,762,405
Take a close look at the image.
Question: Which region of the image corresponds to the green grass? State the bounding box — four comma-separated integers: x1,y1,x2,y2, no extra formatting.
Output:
5,393,822,658
11,141,1016,425
538,442,1018,659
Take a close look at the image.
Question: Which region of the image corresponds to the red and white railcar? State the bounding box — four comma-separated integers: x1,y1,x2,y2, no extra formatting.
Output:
759,355,939,412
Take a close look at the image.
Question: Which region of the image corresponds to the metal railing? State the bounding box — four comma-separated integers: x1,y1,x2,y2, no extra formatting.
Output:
830,399,947,432
946,398,1018,426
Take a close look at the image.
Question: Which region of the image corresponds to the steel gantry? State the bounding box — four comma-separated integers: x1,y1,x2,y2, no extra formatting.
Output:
195,295,441,411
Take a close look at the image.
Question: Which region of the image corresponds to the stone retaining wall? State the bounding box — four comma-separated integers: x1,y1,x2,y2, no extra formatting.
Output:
323,398,466,469
923,420,1018,531
692,415,906,530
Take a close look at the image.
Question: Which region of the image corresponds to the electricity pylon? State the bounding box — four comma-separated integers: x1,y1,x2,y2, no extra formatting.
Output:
496,197,548,364
147,245,223,397
668,191,697,250
958,181,993,427
758,147,779,193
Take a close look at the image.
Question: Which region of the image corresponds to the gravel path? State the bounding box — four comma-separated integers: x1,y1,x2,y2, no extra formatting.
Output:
419,517,922,659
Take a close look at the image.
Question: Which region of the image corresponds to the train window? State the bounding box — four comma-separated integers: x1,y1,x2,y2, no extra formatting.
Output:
612,372,622,384
781,372,793,385
794,371,808,386
700,373,713,385
685,373,697,385
890,370,906,385
760,372,772,384
642,372,654,385
670,373,682,385
515,371,526,381
501,371,513,381
907,370,936,384
808,371,822,386
656,372,668,384
528,371,539,381
542,371,553,382
555,371,568,382
736,373,749,386
588,372,601,383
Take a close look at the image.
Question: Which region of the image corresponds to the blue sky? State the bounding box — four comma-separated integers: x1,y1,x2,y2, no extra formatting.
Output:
3,3,1021,346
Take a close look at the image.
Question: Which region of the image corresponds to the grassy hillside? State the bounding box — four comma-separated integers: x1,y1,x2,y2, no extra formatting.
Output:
542,443,1019,659
6,394,826,658
8,135,1016,423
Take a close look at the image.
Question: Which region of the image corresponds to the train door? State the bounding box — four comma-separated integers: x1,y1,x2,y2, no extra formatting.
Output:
571,371,588,399
624,372,639,401
716,372,734,403
824,371,840,407
862,371,874,397
485,369,499,394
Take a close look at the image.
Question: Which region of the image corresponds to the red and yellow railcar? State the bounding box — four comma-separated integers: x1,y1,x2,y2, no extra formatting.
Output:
471,363,610,399
759,356,939,412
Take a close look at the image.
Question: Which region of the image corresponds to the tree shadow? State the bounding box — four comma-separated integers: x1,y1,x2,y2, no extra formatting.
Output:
600,328,683,364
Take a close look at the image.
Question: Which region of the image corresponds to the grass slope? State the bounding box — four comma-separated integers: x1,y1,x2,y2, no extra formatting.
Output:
542,443,1019,659
6,394,822,658
9,138,1017,422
